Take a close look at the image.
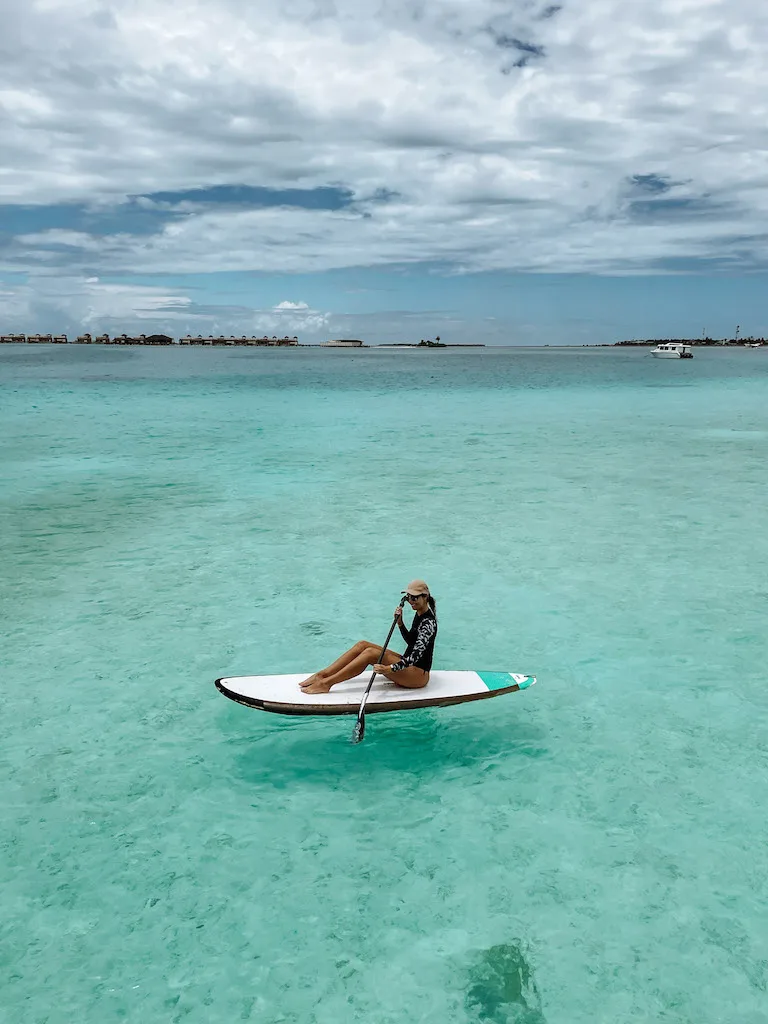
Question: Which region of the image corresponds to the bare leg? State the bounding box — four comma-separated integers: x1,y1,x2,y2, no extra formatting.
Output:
301,647,400,694
316,641,371,677
300,641,399,690
300,641,369,690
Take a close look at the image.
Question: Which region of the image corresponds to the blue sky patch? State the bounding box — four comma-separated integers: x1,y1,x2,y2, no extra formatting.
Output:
628,195,731,223
629,174,676,195
138,184,355,211
0,201,182,238
1,186,359,242
489,32,546,69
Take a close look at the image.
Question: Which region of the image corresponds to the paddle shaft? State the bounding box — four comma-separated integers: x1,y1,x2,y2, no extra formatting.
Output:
352,598,406,743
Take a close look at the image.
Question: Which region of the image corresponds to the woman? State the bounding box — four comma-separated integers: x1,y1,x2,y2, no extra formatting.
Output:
299,580,438,694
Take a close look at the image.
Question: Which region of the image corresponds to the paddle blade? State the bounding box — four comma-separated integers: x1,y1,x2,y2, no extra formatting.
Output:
352,714,365,744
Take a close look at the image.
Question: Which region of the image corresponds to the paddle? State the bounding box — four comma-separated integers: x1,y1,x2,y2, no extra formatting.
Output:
352,596,407,744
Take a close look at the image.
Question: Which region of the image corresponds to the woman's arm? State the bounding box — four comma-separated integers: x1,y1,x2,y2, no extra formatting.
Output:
390,616,436,672
395,606,413,644
398,619,413,643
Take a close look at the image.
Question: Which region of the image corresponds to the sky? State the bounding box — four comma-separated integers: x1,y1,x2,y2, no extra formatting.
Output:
1,0,768,345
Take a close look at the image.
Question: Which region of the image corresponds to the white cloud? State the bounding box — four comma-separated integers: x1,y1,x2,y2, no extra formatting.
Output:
250,300,329,335
1,0,768,284
0,273,332,337
0,275,192,330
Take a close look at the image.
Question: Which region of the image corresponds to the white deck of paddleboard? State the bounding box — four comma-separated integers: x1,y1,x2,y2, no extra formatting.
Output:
215,669,535,715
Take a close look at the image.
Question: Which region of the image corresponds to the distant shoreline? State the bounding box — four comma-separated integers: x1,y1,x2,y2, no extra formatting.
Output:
1,334,764,348
0,334,488,348
612,338,766,347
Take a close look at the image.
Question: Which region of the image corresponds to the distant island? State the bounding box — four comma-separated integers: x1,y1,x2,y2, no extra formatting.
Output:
379,336,485,348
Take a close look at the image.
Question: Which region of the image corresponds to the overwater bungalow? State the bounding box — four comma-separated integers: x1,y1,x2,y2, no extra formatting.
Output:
1,334,26,343
27,334,54,343
112,333,172,345
76,333,114,344
178,333,299,346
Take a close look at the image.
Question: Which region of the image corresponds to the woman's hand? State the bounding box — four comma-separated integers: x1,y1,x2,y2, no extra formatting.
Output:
373,663,389,674
394,605,403,621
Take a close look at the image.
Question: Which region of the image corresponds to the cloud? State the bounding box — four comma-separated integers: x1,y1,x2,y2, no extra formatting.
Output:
0,273,332,337
247,299,329,335
252,301,329,335
1,0,768,328
0,275,193,332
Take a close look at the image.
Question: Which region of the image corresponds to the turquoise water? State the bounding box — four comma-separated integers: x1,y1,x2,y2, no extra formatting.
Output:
2,344,768,1023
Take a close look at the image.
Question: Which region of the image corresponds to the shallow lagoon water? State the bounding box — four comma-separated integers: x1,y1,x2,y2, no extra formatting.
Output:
2,344,768,1023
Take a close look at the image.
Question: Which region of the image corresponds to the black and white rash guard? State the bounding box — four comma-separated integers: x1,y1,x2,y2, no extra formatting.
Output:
390,609,438,673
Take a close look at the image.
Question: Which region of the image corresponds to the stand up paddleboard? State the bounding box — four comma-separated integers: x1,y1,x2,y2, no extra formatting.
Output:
214,670,536,717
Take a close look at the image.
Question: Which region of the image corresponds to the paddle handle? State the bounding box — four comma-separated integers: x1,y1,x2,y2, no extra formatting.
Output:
352,598,406,743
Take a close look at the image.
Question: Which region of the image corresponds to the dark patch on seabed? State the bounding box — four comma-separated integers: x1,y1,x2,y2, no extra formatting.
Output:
299,621,327,636
465,941,546,1023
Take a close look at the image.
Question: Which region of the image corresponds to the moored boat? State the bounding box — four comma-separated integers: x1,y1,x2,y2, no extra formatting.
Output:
651,343,693,359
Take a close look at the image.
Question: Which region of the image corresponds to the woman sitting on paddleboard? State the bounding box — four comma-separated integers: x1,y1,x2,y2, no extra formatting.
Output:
300,580,438,694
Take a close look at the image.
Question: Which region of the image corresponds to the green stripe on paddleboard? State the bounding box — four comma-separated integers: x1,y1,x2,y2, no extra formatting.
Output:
478,671,535,691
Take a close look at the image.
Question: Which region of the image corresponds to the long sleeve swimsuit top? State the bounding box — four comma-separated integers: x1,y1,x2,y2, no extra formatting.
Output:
390,610,438,673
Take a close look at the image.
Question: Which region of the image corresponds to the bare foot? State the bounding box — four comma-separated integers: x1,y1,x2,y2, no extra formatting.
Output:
300,673,326,690
300,679,335,694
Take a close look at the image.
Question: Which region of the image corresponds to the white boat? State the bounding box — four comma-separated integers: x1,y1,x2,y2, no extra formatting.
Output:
651,343,693,359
